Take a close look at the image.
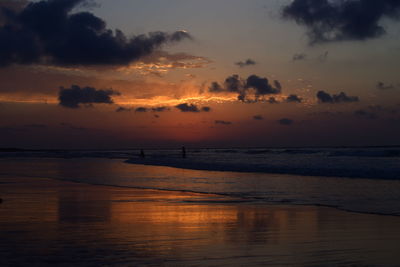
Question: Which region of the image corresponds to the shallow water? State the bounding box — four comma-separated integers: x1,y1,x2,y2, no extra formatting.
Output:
2,146,400,179
1,158,400,215
1,176,400,266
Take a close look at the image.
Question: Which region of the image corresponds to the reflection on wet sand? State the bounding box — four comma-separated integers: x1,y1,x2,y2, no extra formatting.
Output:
1,176,400,266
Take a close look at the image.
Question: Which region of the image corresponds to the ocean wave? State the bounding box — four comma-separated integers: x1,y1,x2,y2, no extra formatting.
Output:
125,156,400,180
329,149,400,158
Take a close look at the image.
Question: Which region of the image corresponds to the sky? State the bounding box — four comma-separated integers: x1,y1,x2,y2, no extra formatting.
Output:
0,0,399,149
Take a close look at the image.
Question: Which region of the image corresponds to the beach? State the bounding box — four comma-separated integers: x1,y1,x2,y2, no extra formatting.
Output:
1,173,400,266
1,0,400,265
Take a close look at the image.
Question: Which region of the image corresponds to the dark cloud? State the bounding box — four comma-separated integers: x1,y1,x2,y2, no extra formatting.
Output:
316,91,333,103
215,120,232,125
253,115,263,120
286,94,302,103
333,92,359,103
209,74,281,102
293,52,328,62
0,0,27,14
175,103,200,113
116,106,131,112
58,85,119,108
201,106,211,112
0,0,191,67
317,90,359,103
278,118,294,126
151,106,169,112
292,53,307,61
282,0,400,44
311,104,398,121
225,75,242,93
268,97,279,104
376,81,395,90
274,80,282,91
354,105,399,120
123,106,169,113
246,75,281,95
209,82,225,93
135,107,148,113
235,59,256,68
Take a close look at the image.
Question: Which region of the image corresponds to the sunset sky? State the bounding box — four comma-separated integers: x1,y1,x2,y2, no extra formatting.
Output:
1,0,399,149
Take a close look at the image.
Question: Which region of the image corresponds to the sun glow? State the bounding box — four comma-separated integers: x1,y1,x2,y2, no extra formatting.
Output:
117,95,238,107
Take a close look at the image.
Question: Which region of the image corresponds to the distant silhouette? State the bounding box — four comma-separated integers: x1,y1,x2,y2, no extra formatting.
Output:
0,198,3,204
182,146,186,158
140,149,145,158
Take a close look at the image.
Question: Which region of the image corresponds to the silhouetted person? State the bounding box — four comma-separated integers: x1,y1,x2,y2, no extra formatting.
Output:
140,149,145,158
0,198,3,204
182,146,186,158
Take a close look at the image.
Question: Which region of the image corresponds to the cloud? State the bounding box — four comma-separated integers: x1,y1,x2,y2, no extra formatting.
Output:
58,85,119,108
316,91,334,103
135,107,148,113
317,90,359,103
292,53,307,61
0,0,192,67
175,103,200,112
152,106,169,112
235,59,256,68
201,106,211,112
118,51,211,76
268,97,279,104
0,0,27,15
210,74,281,102
116,106,131,112
253,115,263,120
278,118,294,125
282,0,400,44
215,120,232,125
354,105,399,120
273,80,282,91
376,81,396,90
286,94,302,103
225,75,243,93
118,106,169,113
209,82,225,93
247,75,281,95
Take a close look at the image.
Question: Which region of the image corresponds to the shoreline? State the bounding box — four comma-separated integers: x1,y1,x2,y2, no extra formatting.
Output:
125,158,400,180
2,173,400,217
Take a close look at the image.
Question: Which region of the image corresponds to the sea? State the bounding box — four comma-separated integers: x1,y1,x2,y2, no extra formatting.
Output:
1,146,400,216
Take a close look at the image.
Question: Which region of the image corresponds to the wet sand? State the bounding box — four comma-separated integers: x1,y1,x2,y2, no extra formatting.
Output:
1,176,400,266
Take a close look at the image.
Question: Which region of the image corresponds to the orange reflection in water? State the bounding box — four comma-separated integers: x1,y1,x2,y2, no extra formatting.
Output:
1,175,400,266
